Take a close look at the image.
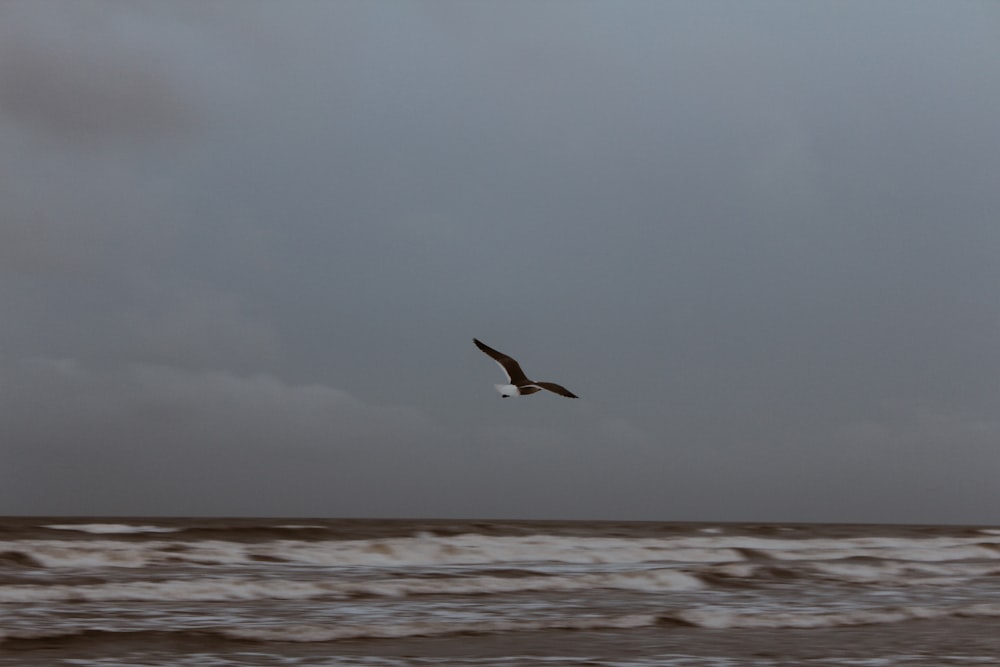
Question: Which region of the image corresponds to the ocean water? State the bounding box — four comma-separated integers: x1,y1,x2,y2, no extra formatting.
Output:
2,518,1000,666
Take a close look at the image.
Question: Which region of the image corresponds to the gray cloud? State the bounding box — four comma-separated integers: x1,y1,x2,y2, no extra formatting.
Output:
2,1,999,522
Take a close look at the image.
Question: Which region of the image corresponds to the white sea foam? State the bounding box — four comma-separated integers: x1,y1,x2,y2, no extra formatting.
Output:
43,524,182,535
672,602,1000,630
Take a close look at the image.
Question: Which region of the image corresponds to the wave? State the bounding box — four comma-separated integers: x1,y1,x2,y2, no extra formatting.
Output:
0,613,657,645
0,567,702,603
704,558,1000,587
0,536,744,570
5,602,1000,645
216,614,659,642
668,602,1000,630
7,556,997,601
5,532,1000,571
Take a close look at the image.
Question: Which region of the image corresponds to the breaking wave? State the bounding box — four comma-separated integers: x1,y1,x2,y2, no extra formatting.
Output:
5,602,1000,645
668,602,1000,630
5,532,1000,570
0,567,702,603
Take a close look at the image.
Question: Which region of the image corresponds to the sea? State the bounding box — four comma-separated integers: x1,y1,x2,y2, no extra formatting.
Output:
2,518,1000,666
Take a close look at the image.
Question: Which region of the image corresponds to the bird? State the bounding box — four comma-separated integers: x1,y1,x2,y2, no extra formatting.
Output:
473,338,578,398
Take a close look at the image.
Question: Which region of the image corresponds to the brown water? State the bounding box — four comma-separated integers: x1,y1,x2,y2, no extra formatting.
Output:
2,517,1000,666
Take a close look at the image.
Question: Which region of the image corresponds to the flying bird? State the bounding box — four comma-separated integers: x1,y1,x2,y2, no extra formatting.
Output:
473,338,578,398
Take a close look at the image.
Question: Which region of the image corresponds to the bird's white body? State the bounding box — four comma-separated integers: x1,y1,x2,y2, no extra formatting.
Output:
495,383,520,397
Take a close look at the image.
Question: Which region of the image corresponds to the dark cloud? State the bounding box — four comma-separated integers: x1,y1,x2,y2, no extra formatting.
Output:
0,43,190,140
0,3,198,141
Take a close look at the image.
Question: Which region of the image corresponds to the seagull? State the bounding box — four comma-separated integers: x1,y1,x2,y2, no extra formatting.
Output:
473,338,578,398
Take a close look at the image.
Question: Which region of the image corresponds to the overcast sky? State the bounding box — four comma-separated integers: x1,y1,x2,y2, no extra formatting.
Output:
2,1,999,523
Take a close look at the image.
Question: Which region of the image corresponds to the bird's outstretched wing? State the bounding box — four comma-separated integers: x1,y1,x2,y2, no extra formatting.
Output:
534,381,579,398
473,338,530,384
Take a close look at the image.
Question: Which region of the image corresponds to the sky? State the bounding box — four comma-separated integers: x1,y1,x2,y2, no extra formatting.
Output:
2,0,999,523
